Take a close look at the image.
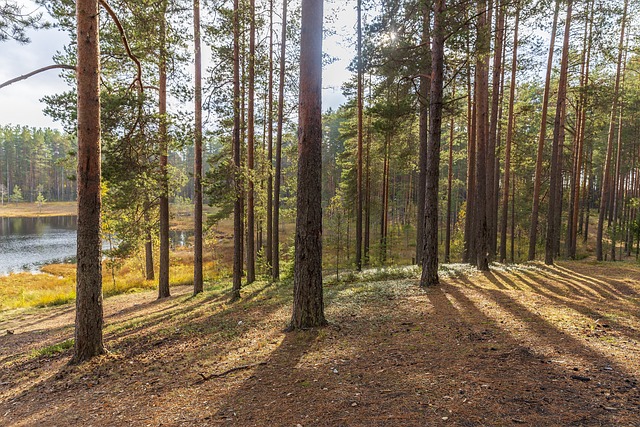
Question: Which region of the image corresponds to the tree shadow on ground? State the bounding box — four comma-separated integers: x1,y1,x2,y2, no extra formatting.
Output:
191,273,639,426
1,265,639,426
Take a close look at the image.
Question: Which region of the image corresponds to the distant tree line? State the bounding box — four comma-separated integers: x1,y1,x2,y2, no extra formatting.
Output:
0,125,77,203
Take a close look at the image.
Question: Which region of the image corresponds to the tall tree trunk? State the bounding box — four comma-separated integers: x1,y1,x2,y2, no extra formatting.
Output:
290,0,326,330
232,0,243,300
584,146,593,243
474,0,490,271
193,0,204,294
380,133,390,264
567,0,594,259
73,0,105,363
487,0,505,259
364,81,372,265
158,0,170,299
578,145,588,236
529,0,560,260
596,0,628,261
445,82,455,264
266,0,274,275
545,0,572,266
273,0,288,281
510,170,515,262
246,0,256,283
493,33,507,250
611,33,630,261
463,32,476,264
611,93,626,261
355,0,363,271
500,8,518,263
421,0,444,287
144,207,154,280
416,1,431,266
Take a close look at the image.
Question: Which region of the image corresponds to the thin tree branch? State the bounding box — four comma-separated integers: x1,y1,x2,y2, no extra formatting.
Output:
98,0,143,91
194,361,267,385
0,64,75,90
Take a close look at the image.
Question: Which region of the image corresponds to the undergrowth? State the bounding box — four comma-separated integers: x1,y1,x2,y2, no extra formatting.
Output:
0,254,223,311
31,339,74,358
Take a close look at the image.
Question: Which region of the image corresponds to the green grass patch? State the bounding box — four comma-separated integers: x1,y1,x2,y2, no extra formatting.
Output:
32,339,74,358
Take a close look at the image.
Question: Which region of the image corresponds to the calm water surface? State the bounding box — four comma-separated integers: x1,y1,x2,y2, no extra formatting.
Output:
0,216,78,275
0,216,193,275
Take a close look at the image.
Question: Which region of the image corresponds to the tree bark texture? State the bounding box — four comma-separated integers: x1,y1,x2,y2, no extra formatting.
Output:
529,0,559,261
567,0,593,259
596,0,627,261
273,0,288,281
355,0,363,271
545,0,572,265
416,2,430,266
158,0,170,299
266,0,274,274
193,0,204,294
246,0,256,283
445,82,455,264
290,0,327,330
474,0,490,271
74,0,105,363
487,0,505,259
232,0,243,300
500,8,518,263
421,0,444,287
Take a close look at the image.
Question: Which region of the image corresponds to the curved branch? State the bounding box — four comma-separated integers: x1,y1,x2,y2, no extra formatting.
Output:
98,0,143,91
0,64,76,90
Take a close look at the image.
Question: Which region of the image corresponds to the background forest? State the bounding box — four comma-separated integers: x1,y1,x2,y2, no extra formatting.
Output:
3,0,639,278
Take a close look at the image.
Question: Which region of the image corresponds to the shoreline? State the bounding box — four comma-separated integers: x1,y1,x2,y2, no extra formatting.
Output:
0,202,77,218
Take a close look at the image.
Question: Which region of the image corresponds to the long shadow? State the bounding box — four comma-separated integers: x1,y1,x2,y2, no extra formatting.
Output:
518,268,640,323
97,281,276,347
533,265,623,301
456,274,638,379
484,271,525,291
200,281,640,426
0,278,290,426
1,305,76,331
102,280,286,359
516,269,586,301
2,275,639,426
503,270,624,327
528,268,600,299
553,263,638,297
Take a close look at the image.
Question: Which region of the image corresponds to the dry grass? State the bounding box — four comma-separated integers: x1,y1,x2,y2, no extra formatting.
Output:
0,272,76,310
0,250,225,311
0,202,77,217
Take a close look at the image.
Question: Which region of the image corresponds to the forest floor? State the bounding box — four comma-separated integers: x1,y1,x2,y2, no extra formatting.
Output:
0,260,639,426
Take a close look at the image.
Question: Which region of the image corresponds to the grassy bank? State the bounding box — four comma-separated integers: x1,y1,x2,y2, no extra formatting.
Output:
0,202,77,217
0,250,225,311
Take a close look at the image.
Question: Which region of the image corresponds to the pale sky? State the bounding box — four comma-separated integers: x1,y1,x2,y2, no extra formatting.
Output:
0,1,356,130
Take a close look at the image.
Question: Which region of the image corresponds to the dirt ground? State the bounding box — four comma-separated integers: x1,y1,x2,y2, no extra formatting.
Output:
0,260,639,426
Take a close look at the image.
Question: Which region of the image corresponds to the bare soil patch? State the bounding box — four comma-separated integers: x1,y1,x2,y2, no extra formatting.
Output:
0,260,638,426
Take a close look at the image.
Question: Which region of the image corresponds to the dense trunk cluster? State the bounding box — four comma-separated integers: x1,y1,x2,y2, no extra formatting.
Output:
4,0,640,361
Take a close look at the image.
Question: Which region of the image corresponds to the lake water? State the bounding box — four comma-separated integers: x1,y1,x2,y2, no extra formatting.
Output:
0,216,78,275
0,216,194,275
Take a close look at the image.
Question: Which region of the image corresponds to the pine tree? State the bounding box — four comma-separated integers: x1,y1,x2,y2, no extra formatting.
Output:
290,0,326,330
73,0,105,363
